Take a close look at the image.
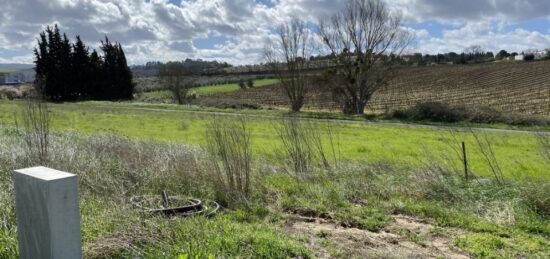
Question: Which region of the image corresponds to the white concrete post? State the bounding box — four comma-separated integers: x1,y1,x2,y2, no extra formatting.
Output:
13,166,82,259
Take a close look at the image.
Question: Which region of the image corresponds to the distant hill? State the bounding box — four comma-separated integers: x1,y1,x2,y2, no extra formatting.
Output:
0,64,34,73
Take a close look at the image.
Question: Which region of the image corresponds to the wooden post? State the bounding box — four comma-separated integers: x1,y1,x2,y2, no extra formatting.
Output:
13,166,82,259
462,142,468,180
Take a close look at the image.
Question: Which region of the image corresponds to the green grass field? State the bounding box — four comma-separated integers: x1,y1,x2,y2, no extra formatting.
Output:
0,100,549,257
143,78,279,98
0,100,548,180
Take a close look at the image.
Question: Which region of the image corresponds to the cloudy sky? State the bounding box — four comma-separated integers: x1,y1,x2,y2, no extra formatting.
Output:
1,0,550,65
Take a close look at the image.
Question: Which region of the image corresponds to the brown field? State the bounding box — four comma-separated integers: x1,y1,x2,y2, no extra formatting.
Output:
198,61,550,115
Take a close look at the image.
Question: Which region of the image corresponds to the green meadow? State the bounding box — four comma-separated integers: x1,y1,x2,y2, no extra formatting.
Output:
143,78,279,98
0,100,547,180
0,100,549,258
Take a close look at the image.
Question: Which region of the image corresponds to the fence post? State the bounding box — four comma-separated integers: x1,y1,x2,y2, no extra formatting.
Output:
462,142,469,180
13,166,82,259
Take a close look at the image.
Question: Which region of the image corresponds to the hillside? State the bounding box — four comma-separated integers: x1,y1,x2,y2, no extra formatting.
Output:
198,61,550,115
0,63,33,73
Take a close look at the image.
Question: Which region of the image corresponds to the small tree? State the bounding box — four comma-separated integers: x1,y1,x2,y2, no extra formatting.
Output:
266,18,313,112
319,0,411,114
238,79,247,90
496,50,510,60
524,53,535,61
246,78,254,88
158,62,193,105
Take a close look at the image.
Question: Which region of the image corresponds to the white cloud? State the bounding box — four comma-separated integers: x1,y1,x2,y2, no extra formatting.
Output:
0,0,549,64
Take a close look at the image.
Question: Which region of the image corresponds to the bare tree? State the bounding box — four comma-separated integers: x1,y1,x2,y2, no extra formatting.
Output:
464,45,485,56
265,18,313,112
158,62,194,105
319,0,411,114
464,45,486,62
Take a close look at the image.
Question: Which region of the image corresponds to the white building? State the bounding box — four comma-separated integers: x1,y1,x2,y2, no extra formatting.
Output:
4,69,35,83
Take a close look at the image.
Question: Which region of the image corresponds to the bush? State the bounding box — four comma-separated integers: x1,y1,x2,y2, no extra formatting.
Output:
392,101,550,126
246,79,254,88
0,88,19,100
238,79,246,90
524,54,535,61
393,102,469,122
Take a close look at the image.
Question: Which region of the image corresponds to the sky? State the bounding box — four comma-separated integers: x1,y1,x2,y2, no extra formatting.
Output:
1,0,550,65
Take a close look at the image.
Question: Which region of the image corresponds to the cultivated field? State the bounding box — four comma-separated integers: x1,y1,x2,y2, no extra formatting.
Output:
200,61,550,115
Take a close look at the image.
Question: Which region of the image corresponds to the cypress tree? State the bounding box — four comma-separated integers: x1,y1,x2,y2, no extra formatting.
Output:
34,25,134,101
72,36,90,98
89,50,104,100
115,43,135,99
100,37,116,99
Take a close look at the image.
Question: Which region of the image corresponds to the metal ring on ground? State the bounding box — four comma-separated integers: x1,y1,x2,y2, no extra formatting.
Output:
130,195,220,217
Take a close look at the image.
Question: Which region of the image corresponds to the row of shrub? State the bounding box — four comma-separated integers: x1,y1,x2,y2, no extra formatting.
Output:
392,101,550,126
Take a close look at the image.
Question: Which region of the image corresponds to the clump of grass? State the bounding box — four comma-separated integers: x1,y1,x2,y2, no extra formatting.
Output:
206,116,252,206
141,214,313,258
275,117,340,177
15,99,51,165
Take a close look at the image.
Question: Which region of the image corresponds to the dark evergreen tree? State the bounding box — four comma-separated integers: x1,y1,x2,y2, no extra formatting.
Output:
71,36,90,98
33,25,134,101
89,49,104,99
115,43,135,99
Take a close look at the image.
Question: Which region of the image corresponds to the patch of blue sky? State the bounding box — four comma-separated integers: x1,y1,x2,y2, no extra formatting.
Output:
405,20,456,38
193,35,233,49
256,0,275,8
501,17,550,34
0,49,29,59
167,0,181,5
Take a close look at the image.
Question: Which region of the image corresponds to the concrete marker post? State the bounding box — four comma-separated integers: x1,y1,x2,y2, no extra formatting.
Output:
13,166,82,259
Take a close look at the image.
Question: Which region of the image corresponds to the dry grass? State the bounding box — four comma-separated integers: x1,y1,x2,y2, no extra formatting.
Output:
14,99,51,165
275,117,340,177
206,116,252,205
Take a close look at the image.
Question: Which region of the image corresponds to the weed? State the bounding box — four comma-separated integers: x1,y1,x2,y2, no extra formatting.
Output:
206,116,252,205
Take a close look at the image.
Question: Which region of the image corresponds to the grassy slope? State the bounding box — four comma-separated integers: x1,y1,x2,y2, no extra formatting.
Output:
143,78,279,98
0,100,548,180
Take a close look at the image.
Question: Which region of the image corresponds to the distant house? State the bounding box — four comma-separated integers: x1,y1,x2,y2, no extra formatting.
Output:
514,55,524,61
533,49,549,60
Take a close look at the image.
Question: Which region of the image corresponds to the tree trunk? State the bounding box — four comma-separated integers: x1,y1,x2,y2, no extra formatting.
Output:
291,98,304,112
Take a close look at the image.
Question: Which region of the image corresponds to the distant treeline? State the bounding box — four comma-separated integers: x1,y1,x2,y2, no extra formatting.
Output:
310,47,550,66
34,25,134,101
132,60,233,78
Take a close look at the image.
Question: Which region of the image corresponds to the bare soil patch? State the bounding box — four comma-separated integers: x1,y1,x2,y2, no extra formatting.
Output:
286,214,469,258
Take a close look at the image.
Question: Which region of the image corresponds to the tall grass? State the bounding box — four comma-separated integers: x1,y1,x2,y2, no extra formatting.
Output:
275,117,340,177
206,116,252,205
14,99,51,165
